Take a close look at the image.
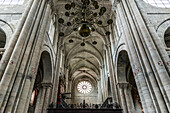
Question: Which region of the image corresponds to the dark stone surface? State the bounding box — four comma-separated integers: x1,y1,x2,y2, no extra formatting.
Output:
47,109,123,113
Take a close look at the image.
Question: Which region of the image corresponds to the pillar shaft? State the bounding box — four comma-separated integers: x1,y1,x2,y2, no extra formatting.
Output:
15,2,51,112
42,84,52,113
97,80,102,104
0,0,34,80
126,0,170,111
105,44,118,103
51,45,63,104
121,0,169,112
124,84,135,113
35,87,46,113
118,84,128,113
117,3,156,112
0,0,42,111
34,88,43,113
4,0,47,112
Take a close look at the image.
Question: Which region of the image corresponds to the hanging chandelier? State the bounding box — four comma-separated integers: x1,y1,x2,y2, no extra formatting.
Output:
58,0,113,38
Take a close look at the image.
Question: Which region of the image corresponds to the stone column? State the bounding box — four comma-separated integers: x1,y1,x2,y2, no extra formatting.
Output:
51,44,63,104
100,65,106,100
65,78,72,104
0,0,34,79
117,3,156,113
97,79,102,104
0,0,41,111
124,84,135,113
34,85,46,113
34,83,53,113
68,78,73,104
126,0,170,111
34,88,43,113
65,67,69,92
42,83,53,113
105,44,118,103
15,1,51,112
4,0,47,112
118,83,128,113
121,0,169,112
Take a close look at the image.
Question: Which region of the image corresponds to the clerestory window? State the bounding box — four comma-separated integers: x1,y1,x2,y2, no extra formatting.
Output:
0,0,24,5
143,0,170,8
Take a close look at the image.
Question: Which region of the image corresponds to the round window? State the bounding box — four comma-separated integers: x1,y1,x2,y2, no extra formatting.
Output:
77,81,92,94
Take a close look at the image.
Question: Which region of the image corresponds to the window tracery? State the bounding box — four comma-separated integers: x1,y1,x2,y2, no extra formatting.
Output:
77,81,92,94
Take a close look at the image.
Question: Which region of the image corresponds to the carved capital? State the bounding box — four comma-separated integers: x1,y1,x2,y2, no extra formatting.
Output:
117,83,133,90
47,0,53,6
41,82,53,88
117,83,128,89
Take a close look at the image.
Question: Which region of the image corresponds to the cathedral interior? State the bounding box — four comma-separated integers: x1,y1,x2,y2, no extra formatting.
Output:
0,0,170,113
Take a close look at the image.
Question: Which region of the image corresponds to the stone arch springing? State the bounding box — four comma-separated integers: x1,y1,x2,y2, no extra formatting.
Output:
117,50,143,113
127,67,143,113
41,51,53,83
164,27,170,48
117,50,129,82
28,58,43,113
0,27,6,48
28,51,53,113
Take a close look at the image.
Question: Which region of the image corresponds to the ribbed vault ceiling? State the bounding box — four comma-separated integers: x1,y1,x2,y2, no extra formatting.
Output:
54,0,113,82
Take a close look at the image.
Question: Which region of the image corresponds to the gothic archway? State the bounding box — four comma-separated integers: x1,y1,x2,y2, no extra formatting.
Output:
0,28,6,48
117,50,143,113
164,27,170,48
28,51,53,113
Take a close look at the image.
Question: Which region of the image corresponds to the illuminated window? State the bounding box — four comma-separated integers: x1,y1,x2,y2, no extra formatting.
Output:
48,19,55,44
143,0,170,8
0,0,25,5
77,81,92,94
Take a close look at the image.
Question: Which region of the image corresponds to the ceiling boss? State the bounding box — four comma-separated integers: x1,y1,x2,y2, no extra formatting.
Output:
58,0,113,38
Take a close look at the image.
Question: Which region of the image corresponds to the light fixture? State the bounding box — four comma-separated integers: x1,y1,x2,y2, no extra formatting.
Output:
92,41,97,45
80,42,85,46
69,39,74,43
58,0,113,38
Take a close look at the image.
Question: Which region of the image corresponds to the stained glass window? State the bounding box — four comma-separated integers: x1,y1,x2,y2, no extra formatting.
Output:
77,81,92,94
143,0,170,8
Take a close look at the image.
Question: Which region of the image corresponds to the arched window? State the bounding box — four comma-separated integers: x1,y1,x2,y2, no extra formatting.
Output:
164,27,170,48
0,28,6,48
0,0,24,5
48,14,56,44
143,0,170,8
48,19,55,44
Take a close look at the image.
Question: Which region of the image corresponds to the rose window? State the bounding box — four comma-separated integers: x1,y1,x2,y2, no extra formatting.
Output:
77,81,92,94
